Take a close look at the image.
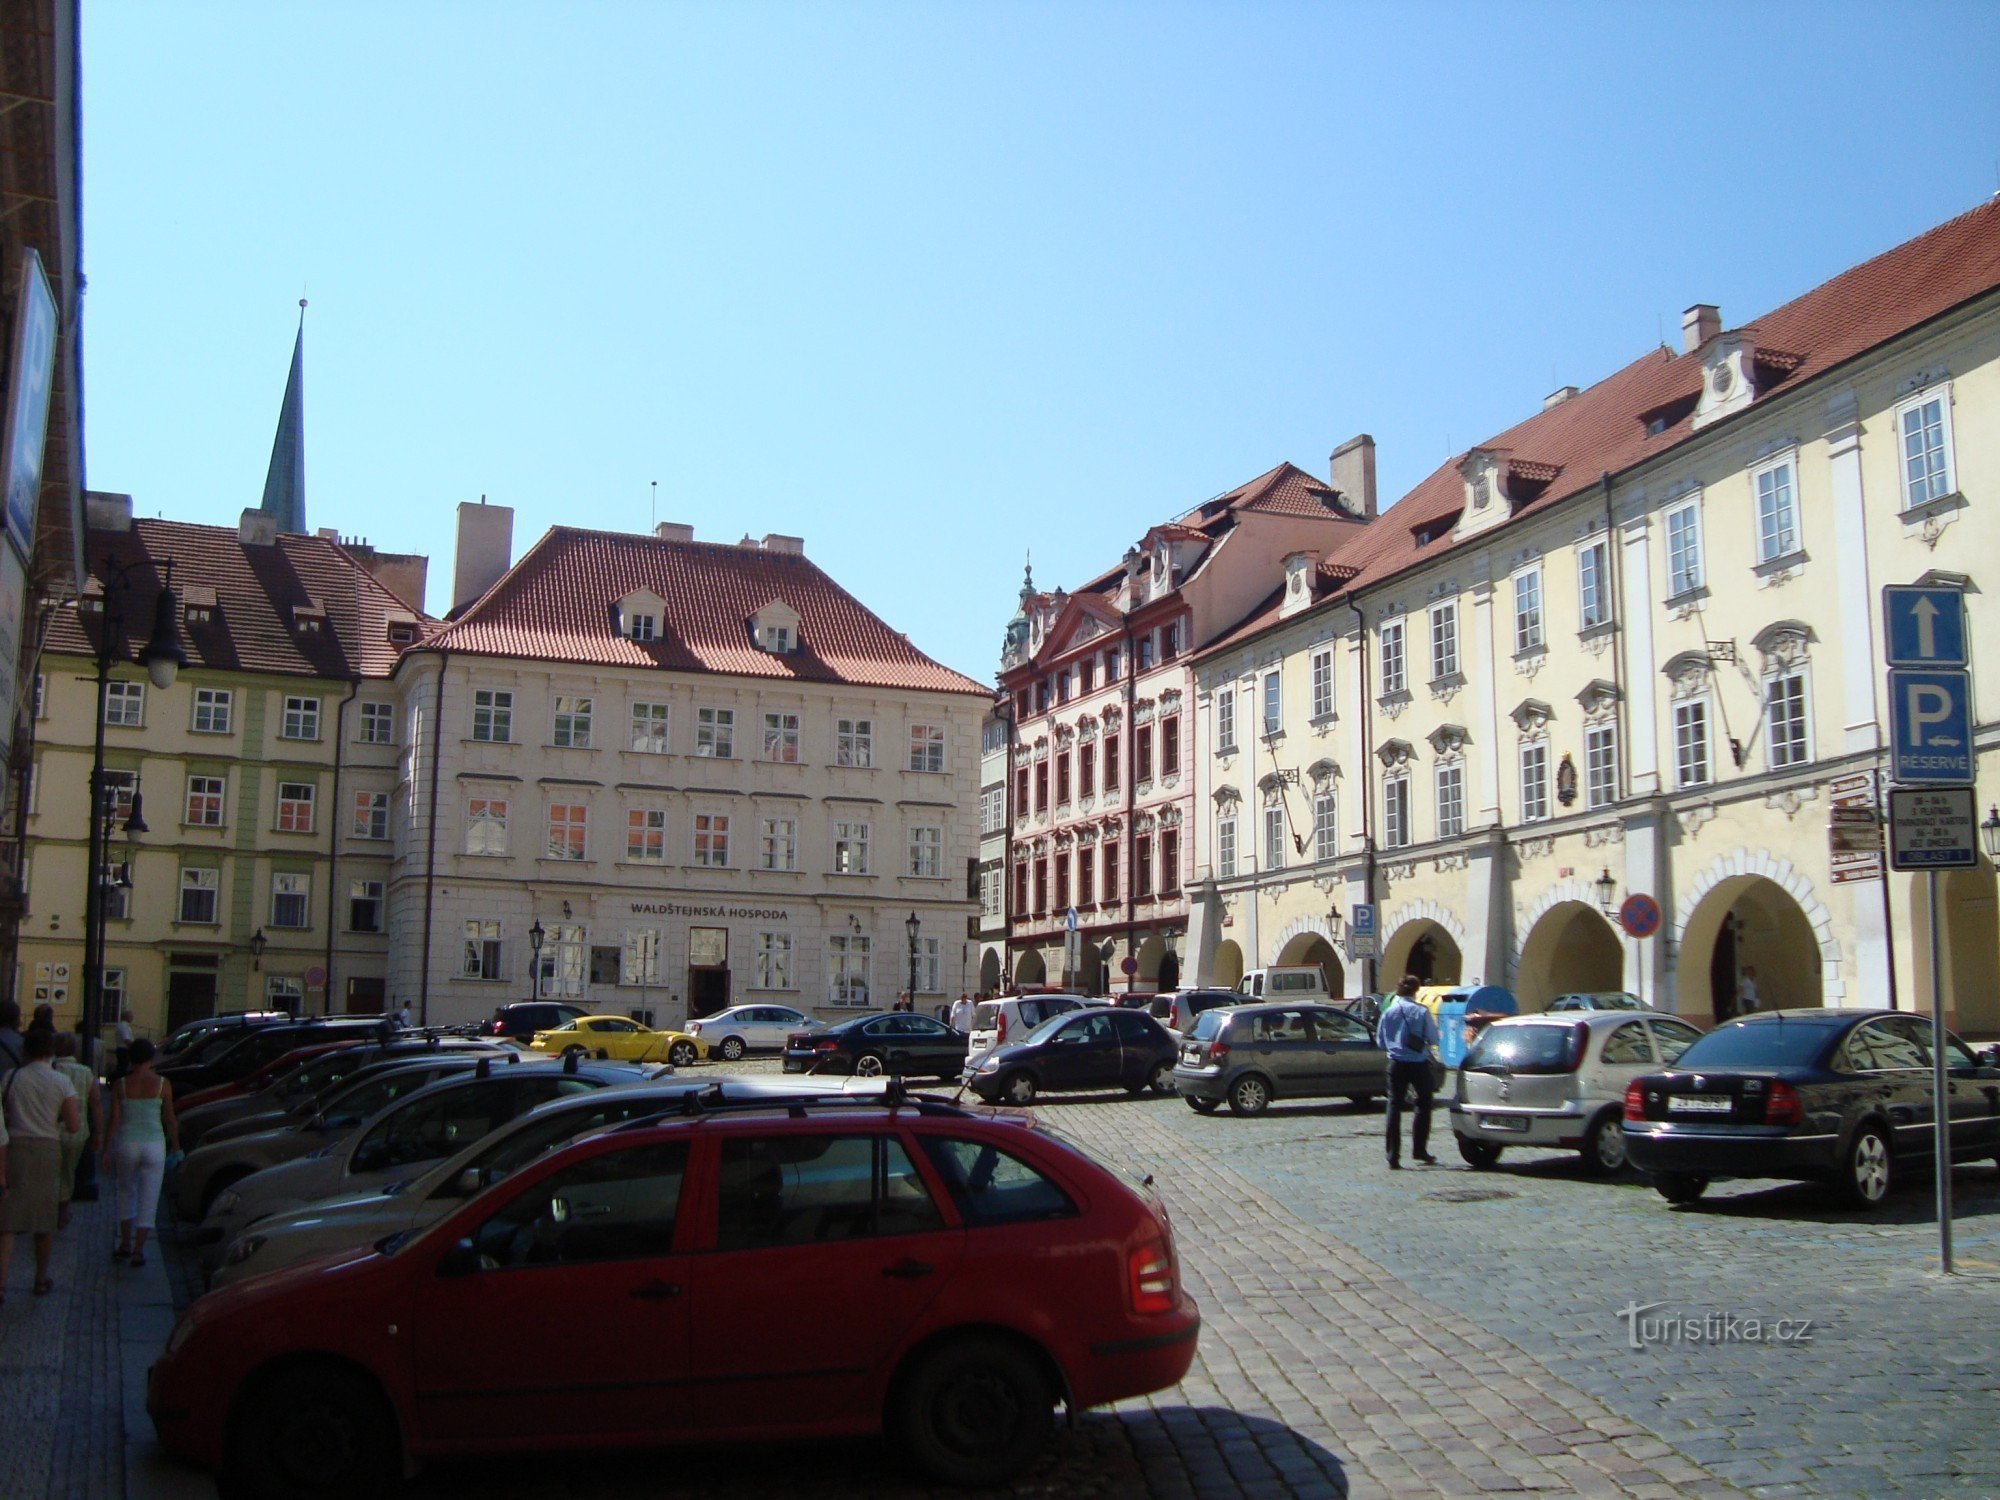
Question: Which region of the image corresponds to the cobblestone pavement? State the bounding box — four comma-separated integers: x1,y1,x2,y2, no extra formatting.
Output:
137,1059,2000,1499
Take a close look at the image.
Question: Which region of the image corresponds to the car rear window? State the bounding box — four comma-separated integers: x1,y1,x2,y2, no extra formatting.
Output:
1673,1021,1833,1070
920,1137,1077,1226
1188,1009,1229,1042
1463,1023,1584,1075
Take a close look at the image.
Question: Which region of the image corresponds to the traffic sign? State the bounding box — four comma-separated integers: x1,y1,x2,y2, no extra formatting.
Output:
303,964,328,989
1888,667,1974,783
1618,893,1661,939
1120,956,1138,976
1347,934,1378,960
1064,907,1078,933
1883,585,1967,667
1889,786,1978,871
1350,903,1377,938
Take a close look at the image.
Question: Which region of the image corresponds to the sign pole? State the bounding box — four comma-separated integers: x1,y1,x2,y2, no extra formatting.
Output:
1928,868,1954,1275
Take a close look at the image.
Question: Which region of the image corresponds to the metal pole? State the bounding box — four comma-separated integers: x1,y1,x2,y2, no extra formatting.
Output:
1927,868,1954,1274
79,627,113,1064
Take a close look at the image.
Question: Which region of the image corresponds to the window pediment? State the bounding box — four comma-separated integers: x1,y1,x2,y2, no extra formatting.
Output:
1752,620,1814,667
1509,699,1553,734
1376,737,1415,770
1427,724,1469,758
1576,679,1620,718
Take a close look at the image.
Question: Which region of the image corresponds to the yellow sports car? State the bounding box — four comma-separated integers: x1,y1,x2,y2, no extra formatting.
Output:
528,1015,707,1066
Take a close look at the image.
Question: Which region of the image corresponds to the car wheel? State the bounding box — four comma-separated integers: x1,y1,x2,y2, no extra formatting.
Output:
1653,1172,1710,1205
895,1333,1054,1488
223,1360,400,1500
1147,1061,1174,1094
1227,1074,1270,1116
667,1041,697,1067
1186,1096,1220,1114
853,1052,887,1078
1456,1136,1502,1169
1839,1124,1894,1209
595,1049,610,1060
1001,1071,1036,1105
719,1036,747,1061
1580,1111,1628,1176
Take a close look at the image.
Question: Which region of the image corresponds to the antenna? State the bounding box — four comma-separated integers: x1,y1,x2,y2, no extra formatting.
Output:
651,479,658,531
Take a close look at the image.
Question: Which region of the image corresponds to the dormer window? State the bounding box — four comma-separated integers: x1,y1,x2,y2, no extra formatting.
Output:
766,625,792,653
617,589,667,642
630,613,657,642
750,598,801,655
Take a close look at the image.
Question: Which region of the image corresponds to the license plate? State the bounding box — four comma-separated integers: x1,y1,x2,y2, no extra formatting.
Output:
1669,1095,1732,1114
1181,1049,1201,1063
1480,1114,1529,1132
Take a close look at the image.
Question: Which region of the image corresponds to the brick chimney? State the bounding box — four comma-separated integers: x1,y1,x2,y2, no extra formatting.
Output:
1330,434,1377,519
1682,304,1721,353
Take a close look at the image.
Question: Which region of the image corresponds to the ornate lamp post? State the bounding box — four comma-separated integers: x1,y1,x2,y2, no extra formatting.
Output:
906,911,921,1013
1594,867,1619,915
248,928,267,971
1981,806,2000,861
528,918,546,1001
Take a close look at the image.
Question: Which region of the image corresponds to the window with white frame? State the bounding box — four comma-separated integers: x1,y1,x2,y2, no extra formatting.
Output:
1585,723,1618,809
1665,500,1704,597
359,701,394,744
693,812,730,866
1380,617,1407,695
179,867,219,924
1261,672,1282,735
271,871,311,928
625,807,667,862
349,879,384,933
695,707,734,758
276,781,316,833
104,680,144,727
192,687,233,734
546,803,587,860
463,920,503,980
759,817,797,871
980,867,1002,918
1578,540,1610,630
828,934,871,1007
908,825,943,877
466,796,509,855
836,718,873,767
1753,455,1800,563
471,689,513,742
266,977,305,1012
1513,569,1543,654
628,611,657,642
754,932,794,990
185,774,225,827
352,789,389,840
762,712,800,763
908,723,945,772
1519,743,1549,822
1263,805,1285,870
1673,699,1711,788
979,785,1004,834
1765,669,1810,770
833,820,871,874
1216,687,1236,752
102,968,126,1015
1217,812,1239,878
622,928,662,986
1383,775,1410,850
1429,602,1459,680
913,936,942,994
1436,763,1465,838
281,695,322,741
536,924,586,998
552,696,593,748
629,701,670,753
1310,648,1335,720
102,769,137,818
1896,389,1955,510
1312,790,1337,862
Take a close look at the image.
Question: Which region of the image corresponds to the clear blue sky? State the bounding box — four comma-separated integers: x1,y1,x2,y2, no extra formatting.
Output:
80,1,2000,681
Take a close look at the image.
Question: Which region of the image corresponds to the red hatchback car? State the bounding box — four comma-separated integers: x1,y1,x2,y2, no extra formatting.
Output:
149,1091,1199,1496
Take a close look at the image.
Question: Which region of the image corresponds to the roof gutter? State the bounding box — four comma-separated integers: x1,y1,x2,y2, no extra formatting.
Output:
1348,596,1377,995
322,675,361,1015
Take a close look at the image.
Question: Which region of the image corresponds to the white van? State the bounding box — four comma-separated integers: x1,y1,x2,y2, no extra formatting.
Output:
1235,966,1332,1001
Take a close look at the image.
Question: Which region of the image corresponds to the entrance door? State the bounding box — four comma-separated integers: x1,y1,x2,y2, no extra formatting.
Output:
688,926,729,1019
1710,919,1738,1025
165,970,217,1032
345,976,385,1016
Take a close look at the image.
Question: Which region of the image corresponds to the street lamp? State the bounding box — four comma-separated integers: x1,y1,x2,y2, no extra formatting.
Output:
248,928,267,972
528,918,546,1000
1594,868,1618,914
1982,806,2000,861
906,911,921,1012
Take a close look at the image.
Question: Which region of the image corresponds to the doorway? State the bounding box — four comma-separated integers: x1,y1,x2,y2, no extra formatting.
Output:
166,966,218,1032
688,926,730,1020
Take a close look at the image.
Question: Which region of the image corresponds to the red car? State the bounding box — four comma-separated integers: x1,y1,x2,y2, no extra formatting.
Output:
149,1092,1198,1495
174,1041,362,1113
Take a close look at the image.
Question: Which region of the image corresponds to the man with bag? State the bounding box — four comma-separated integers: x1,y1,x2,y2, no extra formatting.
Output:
1377,975,1440,1169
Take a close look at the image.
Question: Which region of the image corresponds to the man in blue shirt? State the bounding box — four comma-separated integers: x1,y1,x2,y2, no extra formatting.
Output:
1376,976,1440,1169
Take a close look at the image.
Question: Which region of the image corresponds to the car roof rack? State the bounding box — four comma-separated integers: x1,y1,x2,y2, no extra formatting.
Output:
604,1078,977,1128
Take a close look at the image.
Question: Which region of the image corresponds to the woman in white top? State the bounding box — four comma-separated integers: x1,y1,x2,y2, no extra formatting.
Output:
0,1028,81,1300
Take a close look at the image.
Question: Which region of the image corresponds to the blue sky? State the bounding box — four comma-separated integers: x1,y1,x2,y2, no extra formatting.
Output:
81,1,2000,680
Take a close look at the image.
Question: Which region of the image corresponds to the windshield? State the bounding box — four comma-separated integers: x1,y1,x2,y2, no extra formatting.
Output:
1463,1023,1583,1075
1671,1021,1833,1070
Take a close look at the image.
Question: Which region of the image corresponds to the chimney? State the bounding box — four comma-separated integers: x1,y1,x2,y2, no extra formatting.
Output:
1682,304,1721,353
761,533,804,556
451,499,514,615
1543,385,1579,410
1329,434,1377,520
238,508,278,547
85,491,133,533
654,522,694,544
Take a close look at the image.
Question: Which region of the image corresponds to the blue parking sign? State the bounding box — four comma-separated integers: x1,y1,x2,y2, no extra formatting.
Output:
1882,585,1967,668
1889,668,1973,783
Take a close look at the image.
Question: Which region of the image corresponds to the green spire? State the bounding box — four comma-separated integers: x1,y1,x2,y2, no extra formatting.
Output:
259,305,306,533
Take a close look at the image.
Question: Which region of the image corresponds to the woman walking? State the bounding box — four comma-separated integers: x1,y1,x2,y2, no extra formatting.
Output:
51,1033,99,1228
0,1028,82,1300
105,1038,177,1267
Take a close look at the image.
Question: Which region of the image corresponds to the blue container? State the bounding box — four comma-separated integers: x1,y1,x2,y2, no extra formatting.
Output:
1419,984,1517,1068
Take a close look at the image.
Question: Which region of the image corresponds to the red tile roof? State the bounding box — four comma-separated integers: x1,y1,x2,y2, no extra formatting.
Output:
427,527,987,696
44,518,434,680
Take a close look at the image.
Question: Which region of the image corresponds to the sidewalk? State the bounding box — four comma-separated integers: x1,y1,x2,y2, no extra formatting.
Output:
0,1187,212,1500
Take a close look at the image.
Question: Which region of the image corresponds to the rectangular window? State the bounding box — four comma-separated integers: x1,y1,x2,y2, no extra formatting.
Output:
760,712,801,763
1078,742,1095,796
1578,540,1610,630
359,701,394,744
1160,715,1179,777
630,701,670,754
192,687,233,734
693,812,730,867
1015,765,1030,812
1136,636,1155,671
185,774,225,827
836,717,873,768
266,977,305,1012
178,867,219,924
104,680,144,727
1312,790,1337,862
1262,671,1282,735
1055,752,1072,805
102,769,138,818
908,825,942,878
463,919,502,980
1514,569,1543,654
1665,501,1704,597
1380,618,1406,695
1383,776,1410,850
352,790,389,840
754,932,794,990
759,816,797,871
1034,760,1049,812
1520,743,1549,822
1674,699,1711,788
908,723,945,772
1436,763,1465,838
1013,861,1029,915
695,707,735,758
1429,601,1459,680
349,879,384,934
629,612,657,642
1309,648,1334,720
1103,734,1120,791
1586,723,1618,809
1218,813,1238,878
1753,457,1799,562
1897,391,1954,509
1134,725,1153,785
466,796,509,856
833,820,871,875
1101,842,1119,902
1160,827,1180,894
1076,847,1094,907
1105,646,1121,682
271,871,311,929
1766,671,1810,770
1161,622,1181,661
623,928,662,986
1263,805,1286,870
1056,669,1071,704
625,807,668,863
282,695,322,741
102,968,125,1015
1054,851,1071,911
979,785,1004,834
471,689,513,742
546,803,588,860
31,673,44,718
1216,687,1236,752
914,936,944,995
1079,659,1094,693
828,935,871,1007
1134,835,1154,897
552,695,593,749
276,781,316,833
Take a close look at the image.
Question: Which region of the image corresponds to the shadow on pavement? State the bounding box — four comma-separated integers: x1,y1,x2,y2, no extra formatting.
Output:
1663,1162,2000,1223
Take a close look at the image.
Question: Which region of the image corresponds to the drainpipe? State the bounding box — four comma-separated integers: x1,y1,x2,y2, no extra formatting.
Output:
417,650,449,1026
1601,473,1626,796
1348,597,1378,995
322,676,360,1015
1121,616,1137,991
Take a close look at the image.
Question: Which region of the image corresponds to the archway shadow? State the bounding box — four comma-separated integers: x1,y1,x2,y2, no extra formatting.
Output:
1661,1163,2000,1225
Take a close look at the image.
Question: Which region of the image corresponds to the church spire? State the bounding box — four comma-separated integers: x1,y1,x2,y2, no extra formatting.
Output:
259,302,307,533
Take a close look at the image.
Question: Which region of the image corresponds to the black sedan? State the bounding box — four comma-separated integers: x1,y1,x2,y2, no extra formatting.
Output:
963,1006,1178,1104
782,1012,968,1079
1622,1008,2000,1208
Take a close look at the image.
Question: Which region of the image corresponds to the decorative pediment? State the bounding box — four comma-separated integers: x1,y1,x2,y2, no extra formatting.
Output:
1752,619,1814,667
1053,827,1075,849
1159,688,1184,712
1212,784,1242,808
1158,806,1182,828
618,589,666,640
1101,706,1123,731
1426,724,1469,758
1306,757,1339,786
1052,723,1076,748
1376,737,1415,770
1257,772,1290,802
1076,824,1100,845
1661,650,1712,698
1133,809,1157,833
1075,715,1099,742
1509,699,1553,734
1576,679,1620,719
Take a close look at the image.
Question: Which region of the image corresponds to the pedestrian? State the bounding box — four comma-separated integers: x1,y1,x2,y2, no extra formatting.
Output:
106,1038,178,1268
0,1027,82,1300
0,998,22,1076
1376,975,1440,1170
1736,966,1759,1016
28,1004,54,1035
394,1002,412,1029
50,1033,99,1229
949,992,974,1034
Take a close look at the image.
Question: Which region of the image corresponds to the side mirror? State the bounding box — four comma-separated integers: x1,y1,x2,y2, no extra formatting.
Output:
435,1238,479,1278
350,1141,389,1174
454,1167,485,1197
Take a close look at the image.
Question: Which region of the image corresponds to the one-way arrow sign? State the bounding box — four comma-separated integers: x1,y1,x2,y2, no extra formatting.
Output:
1883,585,1967,668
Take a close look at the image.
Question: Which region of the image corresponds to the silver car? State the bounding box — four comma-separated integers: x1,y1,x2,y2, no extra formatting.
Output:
685,1004,818,1060
966,994,1088,1064
1451,1010,1705,1172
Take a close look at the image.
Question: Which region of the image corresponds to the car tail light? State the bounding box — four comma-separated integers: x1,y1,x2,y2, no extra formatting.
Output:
1623,1080,1645,1122
996,1013,1008,1043
1567,1022,1591,1071
1204,1037,1229,1062
814,1038,839,1052
1128,1241,1175,1314
1764,1080,1803,1126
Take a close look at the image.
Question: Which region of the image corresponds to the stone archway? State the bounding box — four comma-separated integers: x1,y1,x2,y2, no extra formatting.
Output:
979,948,1003,996
1381,919,1462,987
1212,939,1245,989
1276,932,1346,997
1078,940,1108,997
1515,901,1624,1011
1675,871,1827,1024
1914,865,2000,1038
1134,935,1166,988
1013,947,1047,988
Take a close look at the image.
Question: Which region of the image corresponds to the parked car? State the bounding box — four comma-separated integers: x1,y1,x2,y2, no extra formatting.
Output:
964,1007,1178,1104
966,994,1088,1060
528,1015,705,1065
1450,1011,1705,1172
212,1076,903,1286
482,1001,590,1041
685,1004,819,1059
1546,992,1649,1013
1623,1009,2000,1208
1172,1001,1437,1116
198,1058,652,1267
1339,995,1387,1029
177,1040,363,1117
1147,989,1242,1035
150,1093,1200,1494
180,1039,504,1152
784,1012,970,1078
1234,966,1332,1001
158,1011,291,1063
159,1017,394,1094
